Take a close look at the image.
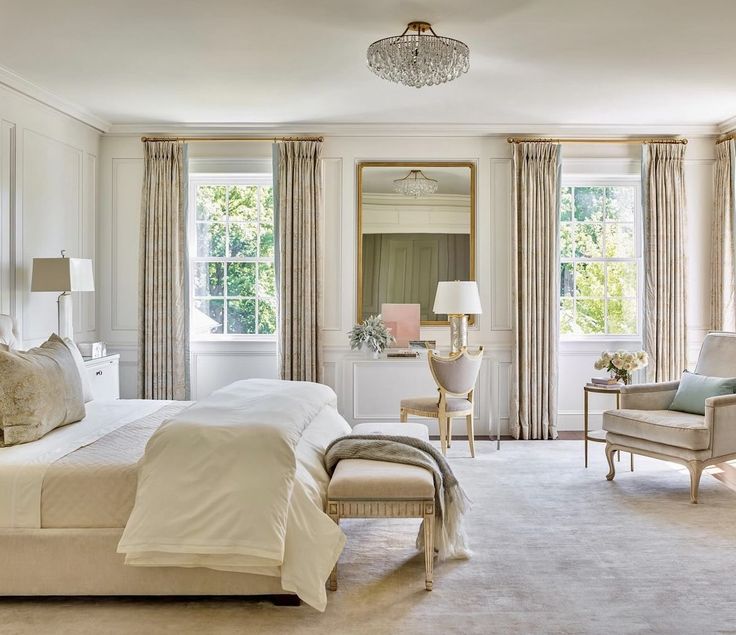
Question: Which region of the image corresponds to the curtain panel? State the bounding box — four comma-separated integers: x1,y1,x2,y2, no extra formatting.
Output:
511,142,561,440
711,139,736,331
274,140,323,382
138,141,190,400
641,142,687,382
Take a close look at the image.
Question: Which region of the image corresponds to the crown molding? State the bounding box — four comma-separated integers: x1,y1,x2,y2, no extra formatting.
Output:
106,121,720,138
718,114,736,135
0,64,109,133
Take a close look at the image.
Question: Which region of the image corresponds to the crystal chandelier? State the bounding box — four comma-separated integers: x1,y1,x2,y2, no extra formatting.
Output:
393,170,439,198
367,21,470,88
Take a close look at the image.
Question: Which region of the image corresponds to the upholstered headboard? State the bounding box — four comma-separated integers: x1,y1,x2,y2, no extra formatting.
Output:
0,314,19,349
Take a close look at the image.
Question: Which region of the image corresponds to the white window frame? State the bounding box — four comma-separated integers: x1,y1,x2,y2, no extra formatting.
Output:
559,176,643,342
188,172,276,342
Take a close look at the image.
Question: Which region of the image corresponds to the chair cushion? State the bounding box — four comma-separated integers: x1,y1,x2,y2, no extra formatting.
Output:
351,422,429,441
602,409,710,450
328,459,435,500
400,397,472,414
668,370,736,415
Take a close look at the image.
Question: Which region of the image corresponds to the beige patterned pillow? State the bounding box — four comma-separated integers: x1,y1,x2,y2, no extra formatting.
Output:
0,334,86,446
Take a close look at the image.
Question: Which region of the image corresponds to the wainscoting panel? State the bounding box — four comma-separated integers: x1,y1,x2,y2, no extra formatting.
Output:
489,159,512,331
322,157,343,332
111,157,143,332
0,120,15,316
21,130,83,345
82,153,97,336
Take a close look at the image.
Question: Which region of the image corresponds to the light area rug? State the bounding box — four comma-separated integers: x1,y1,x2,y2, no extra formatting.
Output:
2,440,736,635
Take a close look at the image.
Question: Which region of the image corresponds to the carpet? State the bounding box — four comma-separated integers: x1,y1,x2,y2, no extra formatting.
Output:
1,440,735,635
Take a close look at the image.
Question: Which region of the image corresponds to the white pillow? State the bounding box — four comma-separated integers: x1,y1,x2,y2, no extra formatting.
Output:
62,338,94,403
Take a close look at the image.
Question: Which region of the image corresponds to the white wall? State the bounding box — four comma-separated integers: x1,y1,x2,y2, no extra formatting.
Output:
98,133,714,433
0,84,100,347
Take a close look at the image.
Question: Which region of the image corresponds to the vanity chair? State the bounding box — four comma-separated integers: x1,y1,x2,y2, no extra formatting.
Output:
400,347,483,457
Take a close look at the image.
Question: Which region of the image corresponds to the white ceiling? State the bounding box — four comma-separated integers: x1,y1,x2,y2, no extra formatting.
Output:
1,0,736,128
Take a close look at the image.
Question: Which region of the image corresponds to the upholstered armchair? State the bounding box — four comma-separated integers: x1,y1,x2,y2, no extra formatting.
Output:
400,347,483,457
603,332,736,503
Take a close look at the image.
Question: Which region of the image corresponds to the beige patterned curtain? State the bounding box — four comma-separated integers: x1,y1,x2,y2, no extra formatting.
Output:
274,140,322,382
642,142,687,382
711,140,736,331
511,142,561,440
138,141,189,400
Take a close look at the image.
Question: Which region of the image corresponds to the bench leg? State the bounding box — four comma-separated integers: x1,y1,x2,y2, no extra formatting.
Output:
328,504,339,591
423,504,434,591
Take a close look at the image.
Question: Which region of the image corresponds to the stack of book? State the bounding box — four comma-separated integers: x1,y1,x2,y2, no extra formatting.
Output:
387,349,419,358
590,377,621,386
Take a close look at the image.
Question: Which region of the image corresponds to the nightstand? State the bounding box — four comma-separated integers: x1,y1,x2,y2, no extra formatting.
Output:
83,354,120,400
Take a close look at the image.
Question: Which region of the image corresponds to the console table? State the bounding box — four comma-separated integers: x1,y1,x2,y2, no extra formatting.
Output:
342,351,499,447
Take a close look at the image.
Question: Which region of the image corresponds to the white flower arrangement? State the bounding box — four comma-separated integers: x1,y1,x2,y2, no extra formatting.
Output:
593,350,648,385
349,314,395,357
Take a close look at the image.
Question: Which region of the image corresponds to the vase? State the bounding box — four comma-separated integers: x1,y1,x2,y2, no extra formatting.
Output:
361,343,380,359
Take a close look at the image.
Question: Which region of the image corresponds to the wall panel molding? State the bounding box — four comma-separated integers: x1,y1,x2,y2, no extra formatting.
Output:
321,157,343,332
110,158,144,332
490,159,512,331
0,121,16,316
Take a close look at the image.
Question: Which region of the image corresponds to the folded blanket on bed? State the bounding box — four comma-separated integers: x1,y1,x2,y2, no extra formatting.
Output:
117,379,350,612
324,435,471,560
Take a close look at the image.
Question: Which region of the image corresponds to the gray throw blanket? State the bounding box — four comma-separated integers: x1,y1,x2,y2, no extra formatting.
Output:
324,435,471,560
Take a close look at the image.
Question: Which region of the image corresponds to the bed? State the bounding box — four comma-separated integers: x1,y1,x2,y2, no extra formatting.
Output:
0,382,351,610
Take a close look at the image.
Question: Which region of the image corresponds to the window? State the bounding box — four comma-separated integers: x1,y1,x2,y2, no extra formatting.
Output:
559,183,641,337
189,175,276,337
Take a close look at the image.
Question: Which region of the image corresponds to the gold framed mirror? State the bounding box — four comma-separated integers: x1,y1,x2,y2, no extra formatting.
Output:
357,161,476,326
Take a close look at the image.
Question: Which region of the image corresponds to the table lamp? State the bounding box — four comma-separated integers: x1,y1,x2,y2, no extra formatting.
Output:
31,251,94,340
433,281,482,353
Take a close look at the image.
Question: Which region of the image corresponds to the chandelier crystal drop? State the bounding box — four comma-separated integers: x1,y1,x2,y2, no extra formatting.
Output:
393,170,439,198
367,21,470,88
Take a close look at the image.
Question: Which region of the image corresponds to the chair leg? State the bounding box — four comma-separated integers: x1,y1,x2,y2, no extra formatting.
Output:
466,414,475,458
400,408,407,423
423,504,434,591
447,418,451,448
605,444,617,481
687,461,704,504
630,453,634,472
439,416,448,456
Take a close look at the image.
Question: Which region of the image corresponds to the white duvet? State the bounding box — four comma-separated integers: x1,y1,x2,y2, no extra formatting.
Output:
117,379,351,611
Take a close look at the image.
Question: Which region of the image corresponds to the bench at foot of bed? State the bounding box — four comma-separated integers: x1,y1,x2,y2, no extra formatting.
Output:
326,422,435,592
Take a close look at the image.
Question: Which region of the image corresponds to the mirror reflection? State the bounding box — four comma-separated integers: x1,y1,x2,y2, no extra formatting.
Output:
358,162,475,324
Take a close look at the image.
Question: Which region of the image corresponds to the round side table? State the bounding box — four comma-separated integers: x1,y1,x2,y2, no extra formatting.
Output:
584,383,634,471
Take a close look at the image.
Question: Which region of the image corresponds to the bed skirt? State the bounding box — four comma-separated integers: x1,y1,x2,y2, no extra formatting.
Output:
0,528,289,597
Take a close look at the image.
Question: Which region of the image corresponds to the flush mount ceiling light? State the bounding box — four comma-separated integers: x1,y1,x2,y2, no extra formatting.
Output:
393,170,439,197
367,21,470,88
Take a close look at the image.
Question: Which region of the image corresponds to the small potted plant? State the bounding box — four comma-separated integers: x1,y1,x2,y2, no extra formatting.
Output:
593,350,649,385
349,315,395,358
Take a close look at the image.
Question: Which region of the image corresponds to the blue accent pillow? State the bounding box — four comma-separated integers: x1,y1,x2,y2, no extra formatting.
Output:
668,371,736,415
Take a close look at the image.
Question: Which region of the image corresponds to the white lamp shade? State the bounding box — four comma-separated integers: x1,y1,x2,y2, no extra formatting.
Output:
433,281,482,315
31,258,95,292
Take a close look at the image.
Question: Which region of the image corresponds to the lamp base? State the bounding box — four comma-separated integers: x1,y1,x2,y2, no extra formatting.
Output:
57,292,74,340
448,314,468,354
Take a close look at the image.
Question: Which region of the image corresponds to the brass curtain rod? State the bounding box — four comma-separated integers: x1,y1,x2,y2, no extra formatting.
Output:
507,136,688,145
140,135,324,143
716,132,736,145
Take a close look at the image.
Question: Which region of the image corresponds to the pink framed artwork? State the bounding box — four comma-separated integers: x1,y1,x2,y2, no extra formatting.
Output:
381,303,420,347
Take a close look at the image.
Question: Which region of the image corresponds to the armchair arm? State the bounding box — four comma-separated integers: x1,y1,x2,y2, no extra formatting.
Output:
706,394,736,457
619,381,680,410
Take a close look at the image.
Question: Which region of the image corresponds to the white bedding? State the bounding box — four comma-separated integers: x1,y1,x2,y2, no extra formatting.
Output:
117,379,351,612
0,399,173,528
